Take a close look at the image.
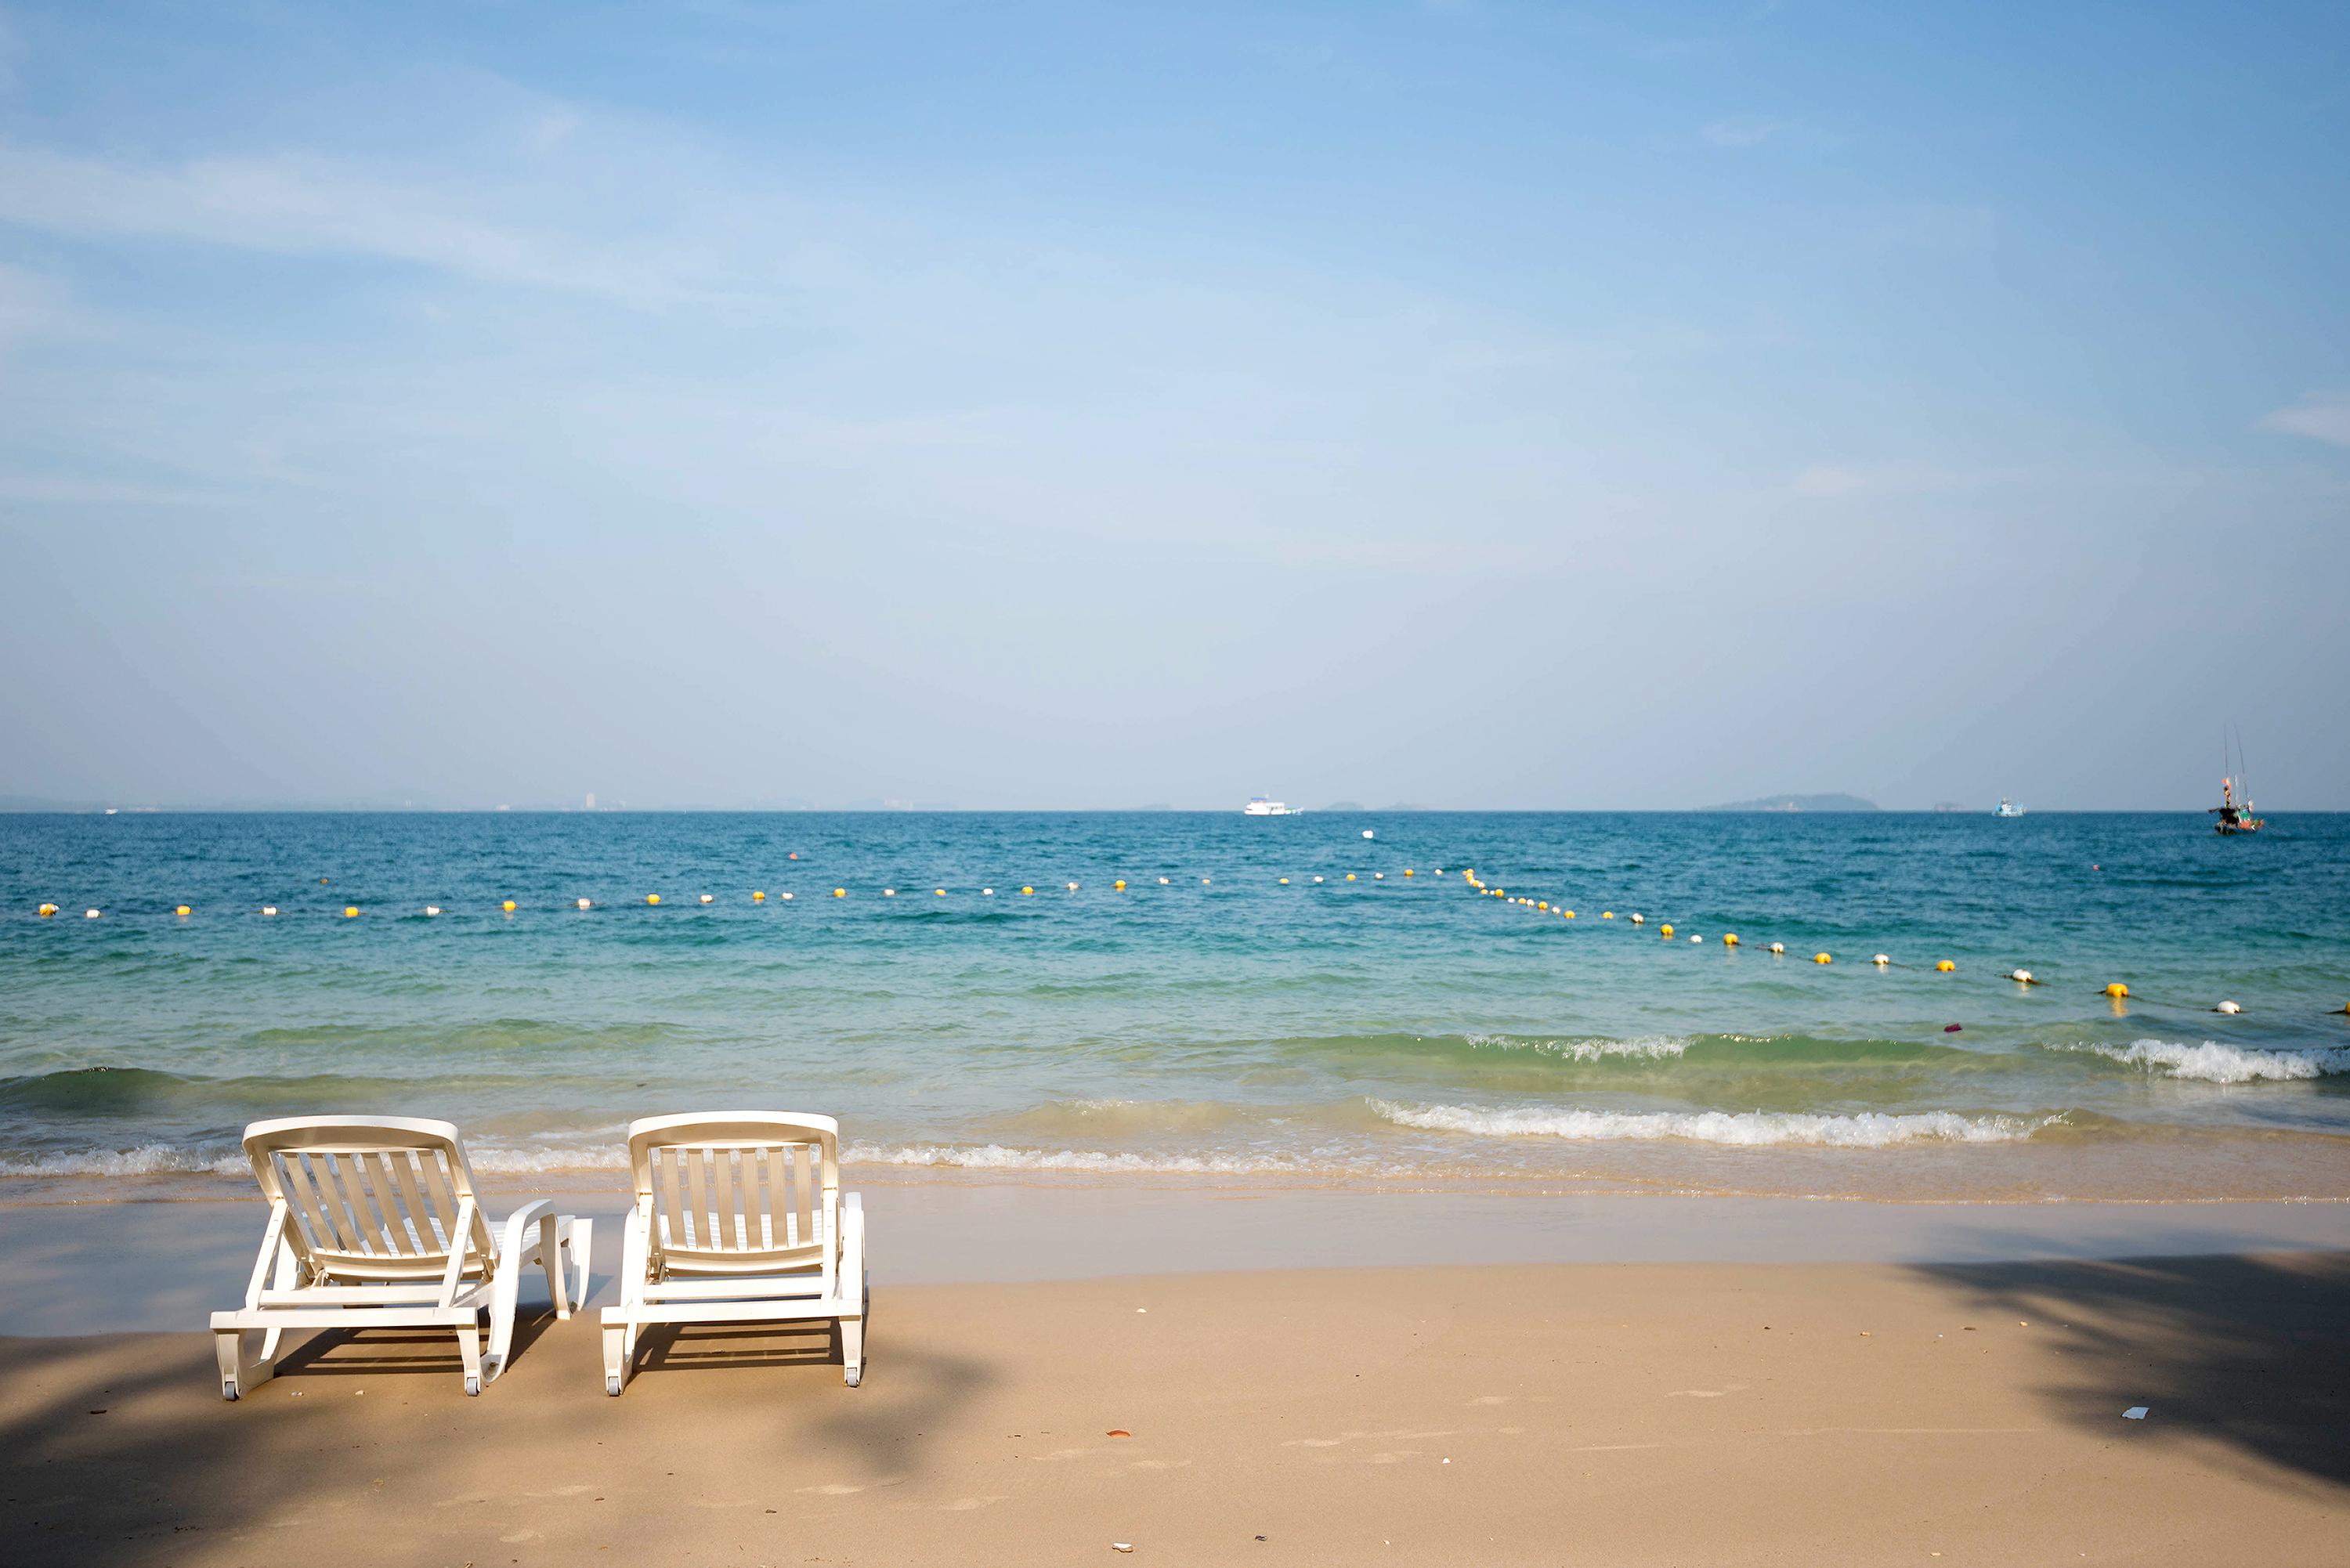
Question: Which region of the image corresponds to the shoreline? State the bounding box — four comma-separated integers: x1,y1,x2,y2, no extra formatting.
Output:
9,1182,2350,1339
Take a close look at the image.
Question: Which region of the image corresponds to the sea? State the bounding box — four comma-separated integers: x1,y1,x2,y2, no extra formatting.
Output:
3,811,2346,1203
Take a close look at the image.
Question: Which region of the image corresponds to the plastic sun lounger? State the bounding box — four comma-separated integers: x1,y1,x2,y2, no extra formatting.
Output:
208,1115,591,1400
602,1111,868,1395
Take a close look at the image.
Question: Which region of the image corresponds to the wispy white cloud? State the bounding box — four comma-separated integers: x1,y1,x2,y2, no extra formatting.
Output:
1858,202,1998,257
2261,394,2350,449
0,261,72,349
1701,117,1784,149
0,139,734,311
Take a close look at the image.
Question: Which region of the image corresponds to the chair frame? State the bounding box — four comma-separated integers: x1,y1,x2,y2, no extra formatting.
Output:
208,1115,590,1399
602,1111,867,1394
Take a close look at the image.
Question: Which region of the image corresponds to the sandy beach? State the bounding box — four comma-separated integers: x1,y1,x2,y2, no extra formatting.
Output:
4,1189,2346,1567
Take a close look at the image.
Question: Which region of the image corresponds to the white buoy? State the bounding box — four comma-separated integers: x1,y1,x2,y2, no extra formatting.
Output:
1769,942,1785,953
982,887,994,896
1158,877,1170,884
1313,876,1324,883
1067,882,1079,891
1362,829,1374,840
884,889,896,897
577,898,592,910
84,909,101,919
1873,954,1890,966
262,905,278,916
2011,969,2033,983
2216,1000,2242,1014
1374,872,1384,879
425,905,442,916
1631,913,1644,924
1691,934,1702,943
699,894,714,904
780,891,794,900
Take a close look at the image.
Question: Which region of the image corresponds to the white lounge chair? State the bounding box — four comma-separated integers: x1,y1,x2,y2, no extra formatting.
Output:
602,1111,868,1395
208,1115,590,1400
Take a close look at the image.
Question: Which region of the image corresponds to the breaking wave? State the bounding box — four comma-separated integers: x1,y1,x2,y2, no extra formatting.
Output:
2051,1039,2350,1085
1368,1100,2059,1147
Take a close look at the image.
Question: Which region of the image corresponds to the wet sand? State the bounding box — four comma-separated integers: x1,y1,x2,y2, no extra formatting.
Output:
6,1251,2346,1566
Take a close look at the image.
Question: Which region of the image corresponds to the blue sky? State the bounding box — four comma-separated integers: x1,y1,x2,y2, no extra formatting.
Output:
2,2,2345,808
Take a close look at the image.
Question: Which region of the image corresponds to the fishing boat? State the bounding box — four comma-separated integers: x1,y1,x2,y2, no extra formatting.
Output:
2210,728,2265,835
1242,797,1296,816
1994,798,2025,818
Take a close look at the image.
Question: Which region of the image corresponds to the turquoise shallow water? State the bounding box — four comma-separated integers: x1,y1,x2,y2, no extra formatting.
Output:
2,811,2346,1199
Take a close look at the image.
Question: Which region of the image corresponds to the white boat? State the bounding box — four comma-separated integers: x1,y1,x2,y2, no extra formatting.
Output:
1242,797,1296,816
1994,798,2025,818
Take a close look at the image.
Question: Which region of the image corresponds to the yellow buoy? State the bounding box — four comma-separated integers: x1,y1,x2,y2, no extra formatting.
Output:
38,903,58,916
1021,886,1034,896
175,905,191,916
1405,869,1415,877
344,906,360,919
833,888,847,898
1723,934,1738,946
936,888,947,896
1564,910,1575,919
1813,952,1831,964
752,891,765,901
1346,873,1357,881
1279,877,1289,885
2104,982,2129,999
1660,923,1674,938
1935,959,1954,972
502,899,517,912
647,894,662,905
1538,901,1548,911
1114,880,1126,891
1602,911,1613,919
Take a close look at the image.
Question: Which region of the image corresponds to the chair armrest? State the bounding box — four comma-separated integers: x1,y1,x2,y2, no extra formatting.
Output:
840,1191,866,1292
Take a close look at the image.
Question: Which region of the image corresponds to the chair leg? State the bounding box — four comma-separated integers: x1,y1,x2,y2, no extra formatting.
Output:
456,1316,485,1396
484,1257,524,1385
602,1321,629,1396
215,1328,277,1401
841,1302,865,1389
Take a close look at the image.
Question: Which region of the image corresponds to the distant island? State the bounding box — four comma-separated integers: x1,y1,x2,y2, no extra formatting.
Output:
1702,793,1880,813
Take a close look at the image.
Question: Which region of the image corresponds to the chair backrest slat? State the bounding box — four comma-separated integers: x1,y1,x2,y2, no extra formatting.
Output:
380,1151,432,1255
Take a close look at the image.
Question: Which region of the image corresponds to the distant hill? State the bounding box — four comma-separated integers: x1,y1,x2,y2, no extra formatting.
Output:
1703,793,1880,813
1321,800,1366,811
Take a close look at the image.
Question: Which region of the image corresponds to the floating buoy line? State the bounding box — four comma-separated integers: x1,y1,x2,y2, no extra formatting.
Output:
21,862,2336,1020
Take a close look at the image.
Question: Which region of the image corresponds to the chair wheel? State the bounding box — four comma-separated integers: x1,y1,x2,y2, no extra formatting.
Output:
844,1367,862,1388
221,1382,239,1402
607,1375,623,1396
465,1376,482,1397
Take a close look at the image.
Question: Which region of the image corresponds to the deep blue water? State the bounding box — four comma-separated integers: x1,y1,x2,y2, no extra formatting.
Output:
2,811,2345,1200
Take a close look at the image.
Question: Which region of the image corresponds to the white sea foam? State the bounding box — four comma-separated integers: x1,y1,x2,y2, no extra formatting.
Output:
0,1144,247,1178
1462,1033,1691,1063
2055,1039,2350,1085
1369,1100,2054,1147
845,1141,1348,1176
